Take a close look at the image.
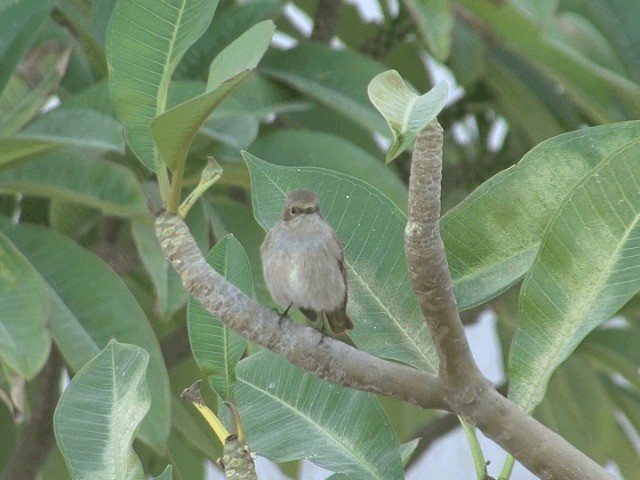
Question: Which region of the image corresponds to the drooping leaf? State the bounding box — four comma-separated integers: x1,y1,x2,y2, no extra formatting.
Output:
0,230,50,379
403,0,453,62
235,350,404,480
106,0,220,170
508,143,640,412
0,41,71,135
0,0,56,94
441,121,640,311
0,150,146,218
0,217,171,452
54,340,150,480
188,234,251,400
368,70,448,162
244,151,438,371
0,108,125,169
261,42,389,134
151,20,274,172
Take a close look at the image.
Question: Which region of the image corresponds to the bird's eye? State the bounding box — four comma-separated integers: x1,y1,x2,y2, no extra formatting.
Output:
290,207,298,215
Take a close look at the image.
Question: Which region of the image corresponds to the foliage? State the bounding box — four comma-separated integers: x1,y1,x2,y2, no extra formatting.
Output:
1,1,639,479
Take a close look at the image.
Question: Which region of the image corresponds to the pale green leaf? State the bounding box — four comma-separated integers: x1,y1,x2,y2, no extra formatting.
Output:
106,0,220,170
0,218,171,452
0,230,50,379
235,350,404,480
368,70,448,162
188,234,251,400
54,340,149,480
509,144,640,412
244,152,438,371
151,20,274,171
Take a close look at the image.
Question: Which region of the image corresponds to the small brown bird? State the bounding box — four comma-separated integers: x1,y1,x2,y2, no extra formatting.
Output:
260,189,354,334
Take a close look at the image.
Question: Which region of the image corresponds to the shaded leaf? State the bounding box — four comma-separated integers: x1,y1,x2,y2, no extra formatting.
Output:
0,230,50,379
403,0,453,62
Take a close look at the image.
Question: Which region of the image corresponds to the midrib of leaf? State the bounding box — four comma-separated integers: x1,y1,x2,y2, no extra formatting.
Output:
519,182,640,410
157,0,188,115
401,95,418,134
238,376,385,479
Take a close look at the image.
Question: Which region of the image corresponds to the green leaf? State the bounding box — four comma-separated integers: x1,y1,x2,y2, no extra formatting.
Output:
261,42,389,134
176,0,283,80
188,234,251,400
0,230,50,379
235,350,404,480
368,70,448,162
403,0,453,62
0,0,56,94
106,0,220,170
508,143,640,412
0,41,70,136
154,466,173,480
249,130,407,209
244,152,438,371
54,340,150,480
0,217,171,452
455,0,640,122
151,20,275,171
442,121,640,311
0,150,147,218
0,108,125,169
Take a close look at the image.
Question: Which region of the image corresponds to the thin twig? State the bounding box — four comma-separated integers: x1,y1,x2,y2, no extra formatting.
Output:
310,0,342,42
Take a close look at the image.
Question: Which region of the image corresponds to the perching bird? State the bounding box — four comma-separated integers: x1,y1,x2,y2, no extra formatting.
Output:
260,189,354,334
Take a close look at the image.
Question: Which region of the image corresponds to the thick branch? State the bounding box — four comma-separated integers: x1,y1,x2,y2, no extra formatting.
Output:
405,120,480,382
1,348,63,480
310,0,342,42
155,212,446,409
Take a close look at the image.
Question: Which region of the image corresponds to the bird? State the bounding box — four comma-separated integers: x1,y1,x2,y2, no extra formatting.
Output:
260,189,354,334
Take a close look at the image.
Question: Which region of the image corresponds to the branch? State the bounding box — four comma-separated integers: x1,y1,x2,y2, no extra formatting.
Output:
405,121,481,383
310,0,342,42
1,348,63,480
155,212,446,409
404,120,612,480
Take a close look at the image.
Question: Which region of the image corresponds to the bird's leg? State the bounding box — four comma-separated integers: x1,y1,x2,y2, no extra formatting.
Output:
276,303,294,327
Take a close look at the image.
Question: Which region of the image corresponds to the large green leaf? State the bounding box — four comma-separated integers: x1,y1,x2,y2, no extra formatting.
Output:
0,150,146,218
244,152,438,371
151,20,274,172
248,130,407,209
261,42,389,134
106,0,220,170
54,340,150,480
235,350,404,480
188,234,251,401
0,108,125,169
456,0,640,122
441,121,640,311
368,70,448,162
0,0,56,94
0,217,171,452
508,142,640,412
0,231,50,379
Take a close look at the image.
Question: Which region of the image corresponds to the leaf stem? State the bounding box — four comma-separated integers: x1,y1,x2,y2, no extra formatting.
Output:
460,417,487,480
